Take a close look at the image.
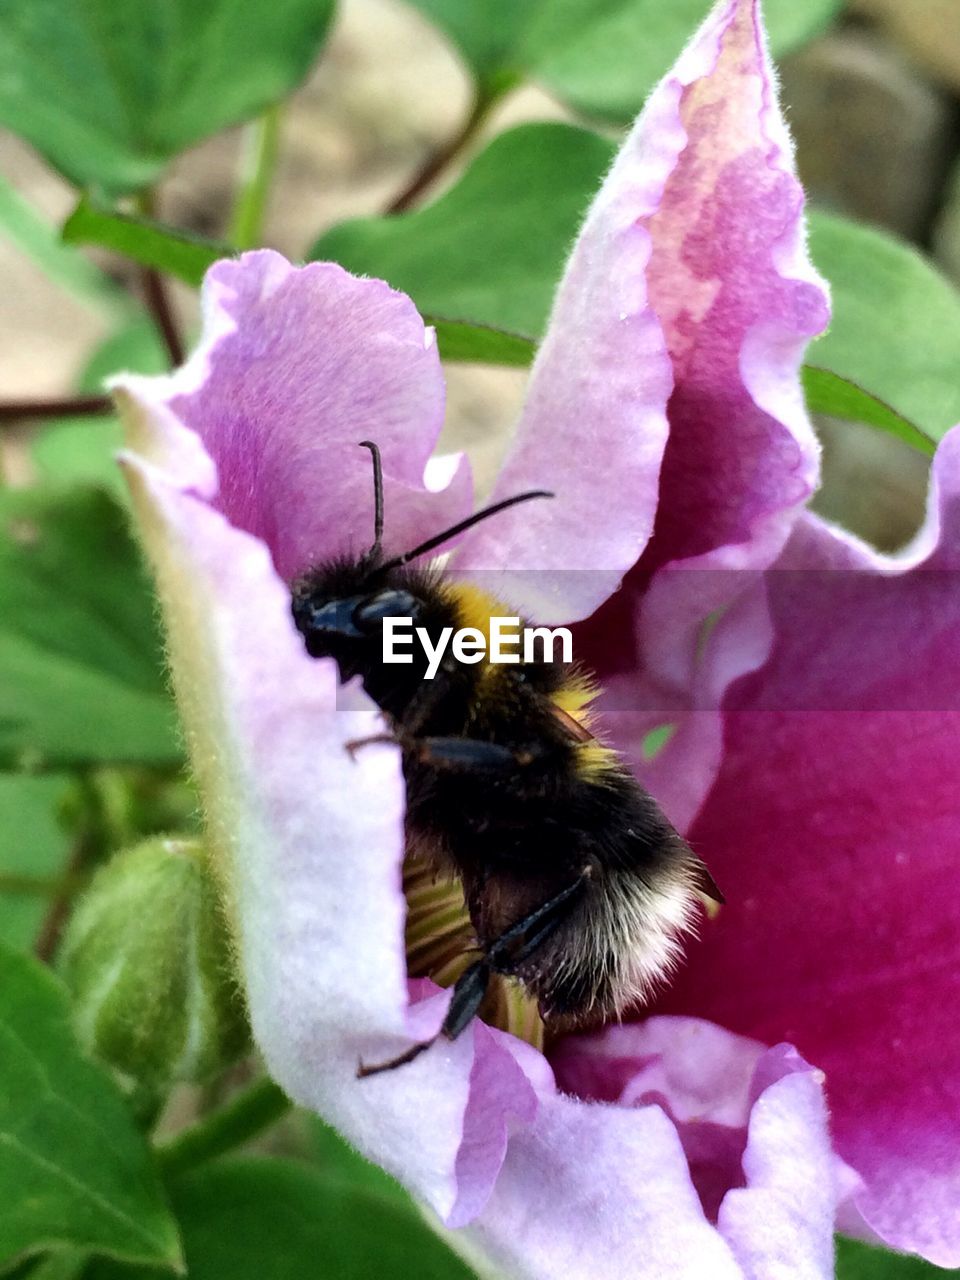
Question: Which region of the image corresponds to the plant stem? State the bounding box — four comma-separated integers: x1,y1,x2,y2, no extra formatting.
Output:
136,191,185,367
157,1076,292,1178
229,104,282,250
0,395,111,423
139,263,185,366
33,827,98,964
33,770,119,965
387,89,495,215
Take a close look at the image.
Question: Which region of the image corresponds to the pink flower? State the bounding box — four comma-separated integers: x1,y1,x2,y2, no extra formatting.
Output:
112,0,957,1273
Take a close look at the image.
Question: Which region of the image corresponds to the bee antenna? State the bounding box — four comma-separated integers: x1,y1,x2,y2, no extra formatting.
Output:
358,440,384,560
378,489,554,573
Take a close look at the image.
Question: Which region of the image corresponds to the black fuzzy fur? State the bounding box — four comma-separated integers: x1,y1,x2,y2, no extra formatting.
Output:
291,556,704,1023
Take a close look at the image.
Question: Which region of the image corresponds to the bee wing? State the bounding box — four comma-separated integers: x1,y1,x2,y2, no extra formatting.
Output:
548,702,595,744
691,858,725,908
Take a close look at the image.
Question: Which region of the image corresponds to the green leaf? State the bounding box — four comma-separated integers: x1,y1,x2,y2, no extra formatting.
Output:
0,488,180,769
0,776,71,951
406,0,841,121
313,122,617,337
521,0,841,122
32,321,168,492
87,1157,476,1280
429,317,537,366
809,211,960,440
63,202,226,289
836,1237,953,1278
16,1248,89,1280
313,125,959,447
402,0,535,91
0,0,336,194
0,943,181,1273
802,367,936,457
307,1116,411,1209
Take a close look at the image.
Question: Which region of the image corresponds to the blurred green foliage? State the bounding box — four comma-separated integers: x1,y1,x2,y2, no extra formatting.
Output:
406,0,841,117
314,122,614,336
808,211,960,439
0,0,335,192
85,1158,477,1280
32,320,168,492
837,1237,952,1278
0,945,182,1273
0,775,72,949
0,487,179,769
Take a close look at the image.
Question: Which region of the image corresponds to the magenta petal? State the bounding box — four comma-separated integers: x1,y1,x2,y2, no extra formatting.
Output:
656,428,960,1265
161,250,473,580
563,0,828,835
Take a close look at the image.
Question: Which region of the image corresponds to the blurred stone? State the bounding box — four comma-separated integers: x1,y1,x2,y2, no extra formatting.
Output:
164,0,471,257
441,365,529,497
811,416,930,552
162,0,573,255
0,134,111,397
849,0,960,95
780,28,955,240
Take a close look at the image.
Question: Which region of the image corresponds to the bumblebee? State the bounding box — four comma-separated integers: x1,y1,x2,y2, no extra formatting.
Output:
291,443,721,1074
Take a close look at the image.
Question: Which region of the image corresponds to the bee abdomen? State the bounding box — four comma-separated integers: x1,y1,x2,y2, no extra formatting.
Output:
518,860,701,1024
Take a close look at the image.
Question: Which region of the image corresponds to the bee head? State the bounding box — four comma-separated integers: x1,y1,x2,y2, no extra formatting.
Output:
291,569,421,648
291,439,553,664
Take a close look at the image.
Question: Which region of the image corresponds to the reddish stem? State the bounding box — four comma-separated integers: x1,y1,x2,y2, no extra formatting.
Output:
0,395,112,423
140,265,185,366
386,91,493,215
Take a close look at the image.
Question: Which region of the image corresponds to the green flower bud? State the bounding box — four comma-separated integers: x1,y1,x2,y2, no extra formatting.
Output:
58,837,249,1102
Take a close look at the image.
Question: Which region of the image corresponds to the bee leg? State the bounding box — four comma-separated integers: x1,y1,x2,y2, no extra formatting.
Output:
346,670,459,758
351,728,545,771
440,959,493,1039
345,730,511,765
344,732,398,759
413,737,542,773
485,872,591,973
356,873,590,1079
396,675,454,735
356,960,493,1078
356,1038,436,1077
441,873,590,1035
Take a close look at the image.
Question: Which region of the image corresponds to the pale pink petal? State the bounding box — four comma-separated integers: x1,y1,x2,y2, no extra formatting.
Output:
125,250,473,582
718,1050,838,1280
114,418,474,1211
551,1019,838,1279
467,1094,746,1280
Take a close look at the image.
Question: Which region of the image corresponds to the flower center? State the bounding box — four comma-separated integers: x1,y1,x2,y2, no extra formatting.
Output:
403,852,545,1052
